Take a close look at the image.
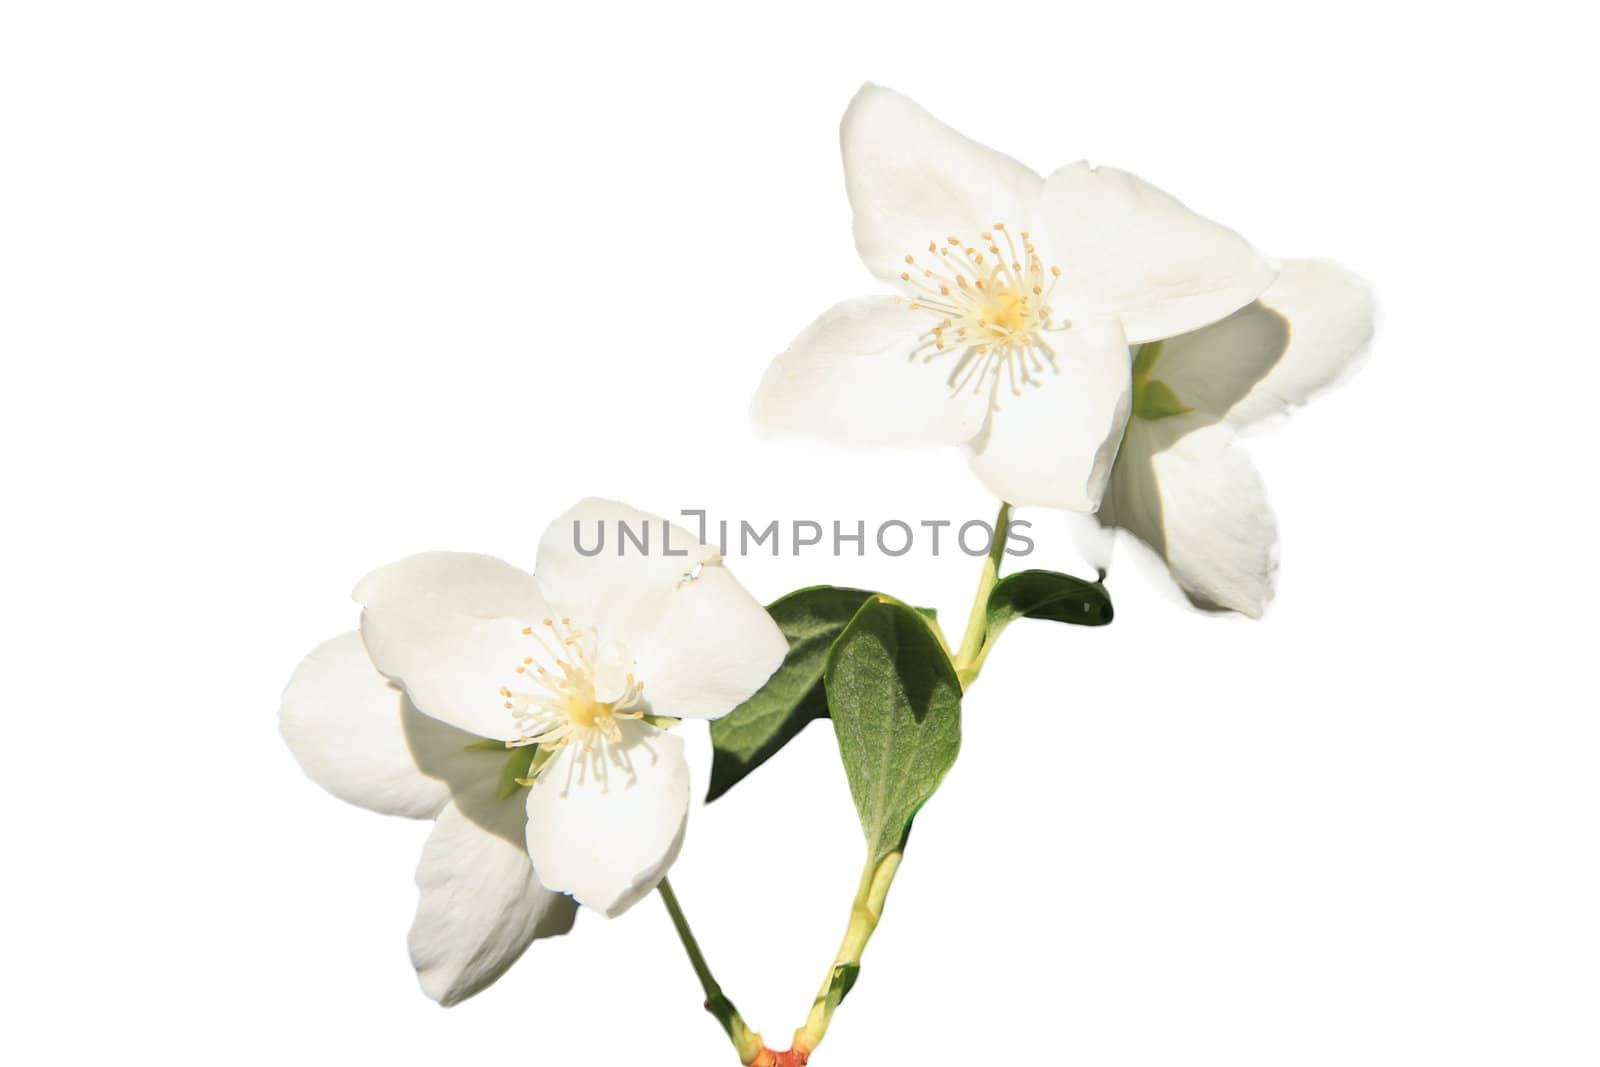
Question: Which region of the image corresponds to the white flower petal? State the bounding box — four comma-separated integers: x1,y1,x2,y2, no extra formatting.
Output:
1135,304,1289,424
592,640,635,704
753,296,990,447
1039,163,1275,344
523,722,689,919
410,778,578,1006
537,499,787,721
1101,418,1277,617
1162,258,1375,430
280,631,496,819
355,552,551,742
841,84,1043,284
965,319,1132,512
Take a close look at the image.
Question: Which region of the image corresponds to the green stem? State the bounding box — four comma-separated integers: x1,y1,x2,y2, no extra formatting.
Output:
791,851,903,1057
788,505,1011,1057
952,501,1011,689
779,501,1015,1061
658,877,765,1064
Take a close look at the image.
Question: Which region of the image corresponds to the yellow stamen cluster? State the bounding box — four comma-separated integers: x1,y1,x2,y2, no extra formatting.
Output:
498,617,647,775
893,222,1069,403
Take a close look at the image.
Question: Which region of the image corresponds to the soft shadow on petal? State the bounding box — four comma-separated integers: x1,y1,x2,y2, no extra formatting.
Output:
281,631,488,819
753,296,989,447
1154,259,1373,430
409,776,578,1006
1039,163,1274,344
537,499,787,720
1101,418,1278,617
842,83,1044,284
523,722,689,919
965,319,1132,513
1222,259,1375,430
355,552,551,742
1148,302,1291,422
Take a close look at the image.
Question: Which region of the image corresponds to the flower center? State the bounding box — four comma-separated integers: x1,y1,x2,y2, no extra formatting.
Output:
894,222,1069,404
498,617,648,763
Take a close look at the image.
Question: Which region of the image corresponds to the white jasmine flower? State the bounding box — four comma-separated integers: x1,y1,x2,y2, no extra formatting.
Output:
753,83,1275,512
281,631,577,1005
1097,260,1376,616
280,499,787,1003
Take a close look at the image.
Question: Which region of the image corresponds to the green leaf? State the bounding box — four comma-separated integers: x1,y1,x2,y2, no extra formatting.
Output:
986,569,1114,639
826,598,962,864
706,586,878,802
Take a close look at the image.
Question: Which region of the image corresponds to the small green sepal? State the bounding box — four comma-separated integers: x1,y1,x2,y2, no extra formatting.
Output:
1133,378,1193,420
500,745,559,798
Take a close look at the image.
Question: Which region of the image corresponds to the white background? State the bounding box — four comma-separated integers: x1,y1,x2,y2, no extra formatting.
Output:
3,2,1595,1064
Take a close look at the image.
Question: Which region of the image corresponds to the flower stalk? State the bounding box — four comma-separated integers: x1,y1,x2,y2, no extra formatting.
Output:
781,504,1011,1060
788,850,903,1060
658,877,766,1064
952,501,1010,689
